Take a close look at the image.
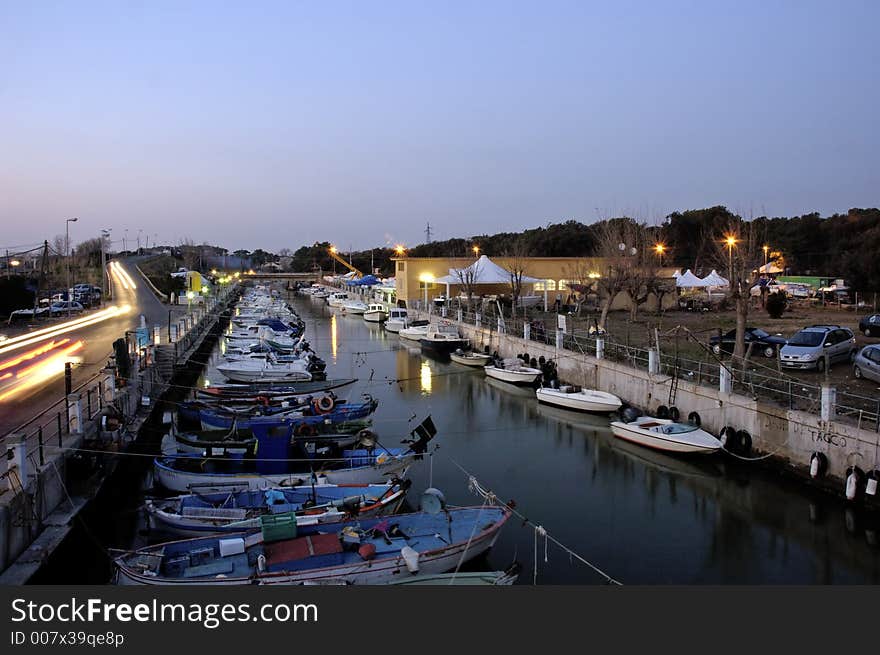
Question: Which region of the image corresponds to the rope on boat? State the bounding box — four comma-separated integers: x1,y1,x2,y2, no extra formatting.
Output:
451,459,622,586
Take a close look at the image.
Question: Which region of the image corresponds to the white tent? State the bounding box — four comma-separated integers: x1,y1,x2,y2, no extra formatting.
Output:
435,255,541,285
675,269,710,288
672,269,682,278
701,270,729,287
757,261,784,274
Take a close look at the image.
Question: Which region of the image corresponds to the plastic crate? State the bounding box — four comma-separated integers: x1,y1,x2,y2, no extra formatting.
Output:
260,511,297,543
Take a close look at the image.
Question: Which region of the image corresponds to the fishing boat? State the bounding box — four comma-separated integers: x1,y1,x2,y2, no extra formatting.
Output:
449,350,492,367
114,505,510,585
195,378,357,402
145,480,410,537
484,359,542,386
383,308,409,333
398,320,431,341
609,415,722,454
195,397,378,432
363,303,388,323
153,416,438,492
327,292,349,308
536,386,623,413
419,329,469,356
216,353,320,383
387,566,520,586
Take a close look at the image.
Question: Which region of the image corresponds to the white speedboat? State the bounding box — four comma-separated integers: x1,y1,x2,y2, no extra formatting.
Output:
536,386,623,413
216,357,313,383
450,350,492,367
420,329,468,355
384,308,409,333
363,303,388,323
342,300,368,315
483,359,542,385
609,416,722,454
327,292,349,308
399,320,431,341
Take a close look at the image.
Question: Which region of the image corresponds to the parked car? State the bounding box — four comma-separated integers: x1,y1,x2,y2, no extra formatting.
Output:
780,325,857,372
709,327,787,358
853,345,880,383
858,314,880,337
49,301,84,315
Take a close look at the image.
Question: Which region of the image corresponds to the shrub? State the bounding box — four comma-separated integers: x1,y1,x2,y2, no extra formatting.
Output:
766,290,787,318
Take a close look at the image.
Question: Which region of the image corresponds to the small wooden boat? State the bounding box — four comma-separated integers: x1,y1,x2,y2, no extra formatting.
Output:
363,304,388,323
145,480,409,537
484,359,542,386
609,415,722,454
536,386,623,413
449,350,492,367
383,308,409,333
114,506,510,585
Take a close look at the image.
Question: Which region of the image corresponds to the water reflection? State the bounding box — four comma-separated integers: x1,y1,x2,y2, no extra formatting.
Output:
420,360,432,395
330,314,337,360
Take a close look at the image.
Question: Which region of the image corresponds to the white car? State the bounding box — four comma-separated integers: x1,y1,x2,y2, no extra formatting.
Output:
49,301,84,315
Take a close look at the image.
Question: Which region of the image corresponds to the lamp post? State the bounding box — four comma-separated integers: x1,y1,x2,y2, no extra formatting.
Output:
762,245,769,272
101,229,111,302
724,235,737,283
472,245,480,256
653,243,665,267
66,217,78,317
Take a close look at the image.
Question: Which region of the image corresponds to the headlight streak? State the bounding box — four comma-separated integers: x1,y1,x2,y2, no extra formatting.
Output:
0,305,131,357
0,340,85,402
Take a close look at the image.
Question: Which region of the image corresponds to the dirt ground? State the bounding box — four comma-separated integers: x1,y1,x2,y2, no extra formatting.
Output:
525,299,880,399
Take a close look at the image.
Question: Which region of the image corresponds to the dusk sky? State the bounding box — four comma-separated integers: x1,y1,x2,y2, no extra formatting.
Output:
2,1,878,253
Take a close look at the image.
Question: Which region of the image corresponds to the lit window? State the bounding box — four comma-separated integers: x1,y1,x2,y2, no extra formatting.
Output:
397,262,406,271
558,279,569,291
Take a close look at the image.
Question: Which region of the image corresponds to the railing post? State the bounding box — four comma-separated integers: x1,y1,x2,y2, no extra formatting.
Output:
87,388,93,419
106,372,116,401
719,366,732,394
38,427,45,466
98,379,104,409
555,327,563,350
9,433,29,484
475,312,481,329
648,349,659,375
821,385,836,422
596,337,604,360
57,413,63,447
457,308,462,323
68,393,83,434
523,322,530,341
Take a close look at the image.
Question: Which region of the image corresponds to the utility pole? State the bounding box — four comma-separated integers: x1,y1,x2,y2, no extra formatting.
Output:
425,222,433,243
101,229,111,301
32,240,49,318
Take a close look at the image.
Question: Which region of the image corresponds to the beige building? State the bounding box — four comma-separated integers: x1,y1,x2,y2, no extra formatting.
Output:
392,255,677,310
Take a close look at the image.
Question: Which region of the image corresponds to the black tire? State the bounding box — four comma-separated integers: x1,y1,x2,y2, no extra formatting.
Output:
720,426,737,451
687,411,701,427
669,406,680,421
735,430,752,456
866,327,874,338
854,365,862,379
763,345,775,358
656,405,670,419
816,357,826,373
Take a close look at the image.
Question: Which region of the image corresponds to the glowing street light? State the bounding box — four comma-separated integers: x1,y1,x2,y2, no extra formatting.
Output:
762,244,769,271
394,244,405,256
724,234,737,276
472,245,480,256
653,243,665,266
418,272,435,309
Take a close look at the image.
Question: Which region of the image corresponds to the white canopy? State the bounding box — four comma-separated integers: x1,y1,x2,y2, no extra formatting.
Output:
758,262,784,274
702,269,729,287
676,269,711,288
435,255,542,285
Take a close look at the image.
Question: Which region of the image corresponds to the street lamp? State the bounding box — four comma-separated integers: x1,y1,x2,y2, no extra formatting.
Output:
419,272,434,310
394,244,405,256
101,229,111,302
762,244,769,272
724,234,737,280
472,245,480,256
66,217,78,317
653,243,666,266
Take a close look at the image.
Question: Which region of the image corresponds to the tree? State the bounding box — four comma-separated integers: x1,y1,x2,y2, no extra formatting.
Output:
590,218,640,330
503,237,532,318
766,290,787,318
455,258,482,309
617,222,659,321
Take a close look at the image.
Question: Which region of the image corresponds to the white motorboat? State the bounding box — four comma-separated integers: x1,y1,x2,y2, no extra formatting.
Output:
384,308,409,333
342,300,368,315
363,303,388,323
483,359,542,385
398,320,431,341
216,357,313,383
419,328,468,355
450,350,492,367
536,386,623,413
327,292,349,308
609,416,722,454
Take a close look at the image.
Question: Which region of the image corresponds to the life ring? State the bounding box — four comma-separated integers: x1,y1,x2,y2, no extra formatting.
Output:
669,406,680,422
687,411,702,427
656,405,670,419
313,395,336,414
295,423,318,437
719,426,737,451
809,452,828,479
735,430,752,456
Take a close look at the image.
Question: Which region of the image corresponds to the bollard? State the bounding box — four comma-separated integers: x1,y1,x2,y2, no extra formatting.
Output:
719,365,732,394
596,337,604,360
9,433,29,483
524,322,531,340
821,386,836,422
556,328,563,350
68,393,83,434
648,349,659,374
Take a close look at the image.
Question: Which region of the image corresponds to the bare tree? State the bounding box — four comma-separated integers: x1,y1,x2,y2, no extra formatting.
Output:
503,238,532,319
710,214,765,360
454,258,482,310
591,218,639,330
619,222,659,321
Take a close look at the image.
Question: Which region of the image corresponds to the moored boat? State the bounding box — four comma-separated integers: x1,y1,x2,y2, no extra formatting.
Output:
363,303,388,323
398,320,431,341
419,329,469,356
484,359,542,386
449,350,492,367
609,415,722,454
536,386,623,413
383,308,409,333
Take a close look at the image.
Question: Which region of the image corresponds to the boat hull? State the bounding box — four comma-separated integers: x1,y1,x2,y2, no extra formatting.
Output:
609,421,721,454
484,366,541,386
535,388,622,413
363,311,387,323
449,352,492,367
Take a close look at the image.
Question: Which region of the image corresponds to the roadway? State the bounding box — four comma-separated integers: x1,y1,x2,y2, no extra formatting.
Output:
0,259,169,436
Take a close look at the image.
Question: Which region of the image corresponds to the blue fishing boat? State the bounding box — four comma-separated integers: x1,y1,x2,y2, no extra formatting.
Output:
194,396,378,432
145,480,410,537
114,505,510,585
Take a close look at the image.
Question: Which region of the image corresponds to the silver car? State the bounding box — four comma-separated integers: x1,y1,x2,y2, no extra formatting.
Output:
853,345,880,383
779,325,857,372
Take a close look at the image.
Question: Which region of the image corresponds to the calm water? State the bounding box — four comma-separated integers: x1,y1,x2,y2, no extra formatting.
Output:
268,294,880,584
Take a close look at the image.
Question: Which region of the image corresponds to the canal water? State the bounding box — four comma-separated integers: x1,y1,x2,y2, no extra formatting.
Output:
42,289,880,584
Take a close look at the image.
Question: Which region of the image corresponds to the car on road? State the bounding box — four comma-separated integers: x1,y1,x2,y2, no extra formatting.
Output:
709,327,787,358
853,345,880,383
48,301,84,315
779,325,857,372
858,314,880,337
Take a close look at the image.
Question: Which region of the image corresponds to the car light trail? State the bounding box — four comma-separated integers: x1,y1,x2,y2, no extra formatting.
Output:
0,339,72,372
0,340,85,402
0,305,131,357
110,261,137,290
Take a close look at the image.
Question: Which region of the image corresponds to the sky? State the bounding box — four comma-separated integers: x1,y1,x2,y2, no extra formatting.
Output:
1,0,878,253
